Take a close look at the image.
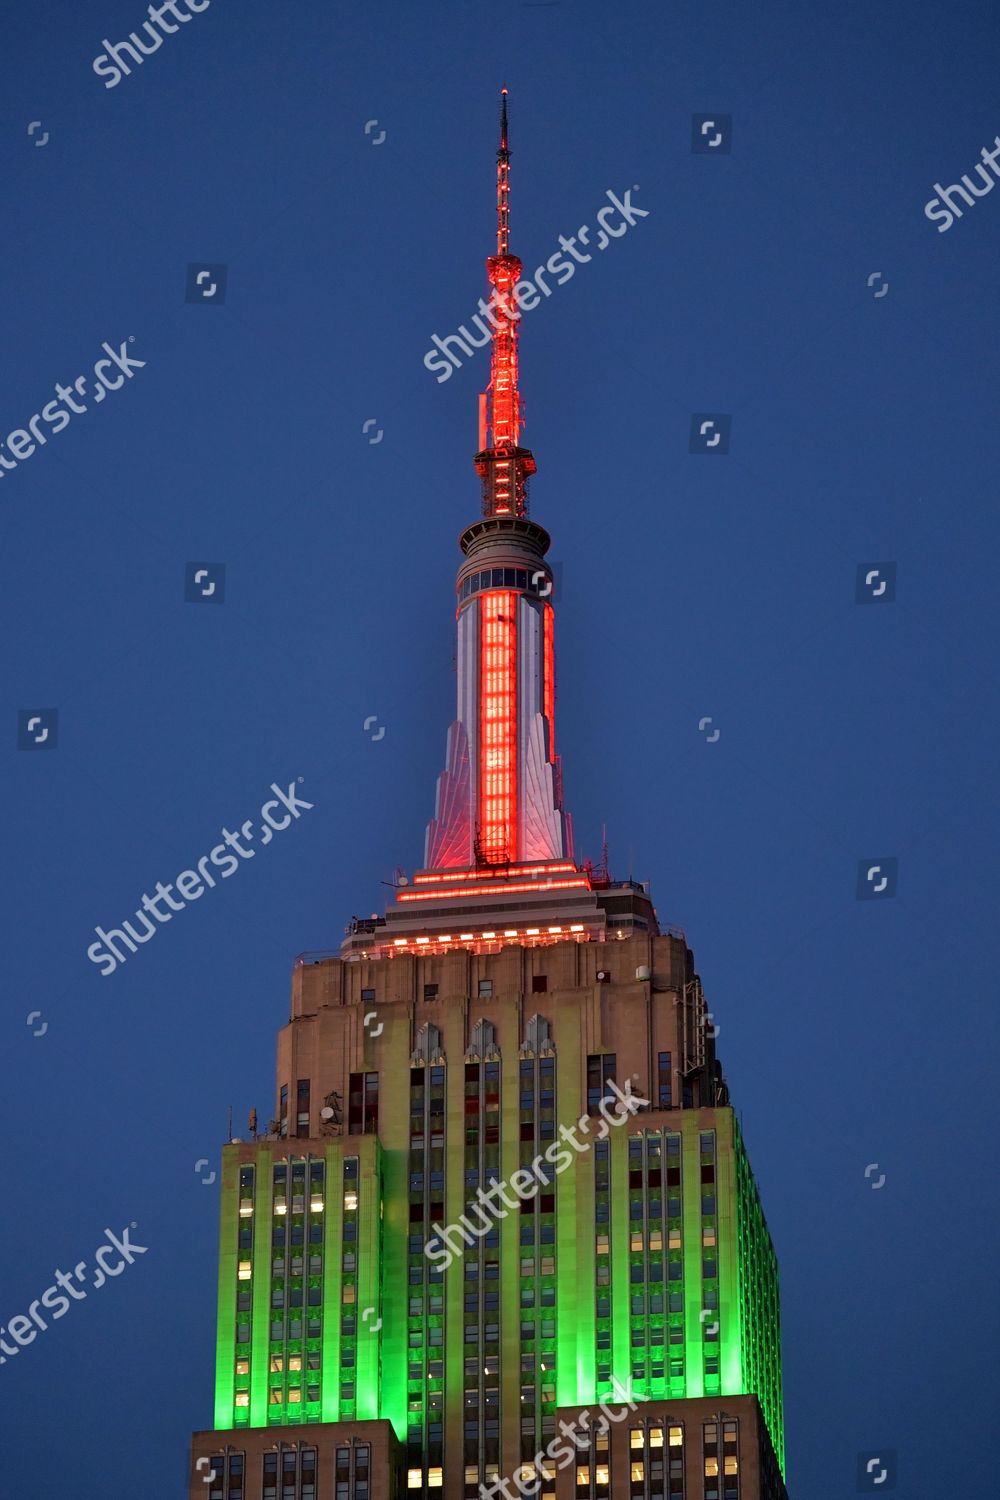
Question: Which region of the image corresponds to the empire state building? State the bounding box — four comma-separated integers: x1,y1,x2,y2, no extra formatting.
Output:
188,92,790,1500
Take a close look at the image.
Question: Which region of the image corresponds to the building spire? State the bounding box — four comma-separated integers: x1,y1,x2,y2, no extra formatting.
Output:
475,87,536,518
497,87,510,255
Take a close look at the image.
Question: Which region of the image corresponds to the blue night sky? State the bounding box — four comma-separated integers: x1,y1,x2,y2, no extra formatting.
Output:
3,0,999,1494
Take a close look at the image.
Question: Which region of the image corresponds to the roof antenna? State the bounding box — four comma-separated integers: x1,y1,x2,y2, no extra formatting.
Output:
475,86,537,519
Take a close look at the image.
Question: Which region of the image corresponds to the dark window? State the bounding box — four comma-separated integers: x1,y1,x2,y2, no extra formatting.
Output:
532,975,548,993
658,1050,672,1108
348,1071,379,1134
296,1078,310,1137
424,983,439,1000
586,1053,617,1111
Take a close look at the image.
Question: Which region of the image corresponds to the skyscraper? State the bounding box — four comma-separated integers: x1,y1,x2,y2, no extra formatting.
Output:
189,93,789,1500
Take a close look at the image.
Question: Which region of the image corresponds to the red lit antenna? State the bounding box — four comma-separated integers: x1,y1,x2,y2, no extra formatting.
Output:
475,88,537,519
497,87,510,256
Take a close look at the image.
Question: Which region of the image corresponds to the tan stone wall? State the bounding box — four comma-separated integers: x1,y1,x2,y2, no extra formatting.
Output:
188,1419,400,1500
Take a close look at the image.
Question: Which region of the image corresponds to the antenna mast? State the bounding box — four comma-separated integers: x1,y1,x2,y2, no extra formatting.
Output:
475,88,537,519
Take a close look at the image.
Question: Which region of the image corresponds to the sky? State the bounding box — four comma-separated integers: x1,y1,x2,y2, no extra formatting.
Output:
3,0,999,1494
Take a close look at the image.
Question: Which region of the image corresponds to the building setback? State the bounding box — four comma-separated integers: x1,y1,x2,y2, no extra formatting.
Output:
188,91,789,1500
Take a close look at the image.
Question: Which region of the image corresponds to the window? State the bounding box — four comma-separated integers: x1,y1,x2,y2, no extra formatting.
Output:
658,1050,672,1107
361,987,375,1002
349,1071,379,1134
296,1078,310,1137
424,983,439,999
532,975,548,993
478,980,493,999
586,1054,617,1112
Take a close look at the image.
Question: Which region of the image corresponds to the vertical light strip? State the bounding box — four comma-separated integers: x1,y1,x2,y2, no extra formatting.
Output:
543,601,555,753
609,1122,630,1398
355,1139,382,1419
479,589,518,862
380,1103,409,1443
249,1153,274,1427
321,1142,343,1423
682,1118,705,1399
212,1146,239,1428
717,1113,742,1399
555,1029,583,1408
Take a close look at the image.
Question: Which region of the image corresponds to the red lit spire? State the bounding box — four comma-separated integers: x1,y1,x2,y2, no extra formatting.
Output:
475,88,537,518
497,87,510,255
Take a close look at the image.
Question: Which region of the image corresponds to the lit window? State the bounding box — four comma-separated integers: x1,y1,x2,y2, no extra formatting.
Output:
343,1284,356,1303
595,1464,609,1483
310,1195,324,1212
630,1232,643,1251
596,1234,609,1254
270,1355,284,1373
288,1387,301,1403
668,1229,681,1249
631,1462,645,1481
703,1226,716,1246
344,1190,358,1210
649,1427,664,1448
407,1469,422,1489
630,1429,644,1450
705,1458,720,1476
235,1358,249,1376
649,1230,662,1250
238,1199,253,1217
576,1467,590,1485
288,1355,302,1372
669,1426,682,1447
237,1261,252,1280
234,1392,249,1407
725,1457,739,1474
274,1199,287,1215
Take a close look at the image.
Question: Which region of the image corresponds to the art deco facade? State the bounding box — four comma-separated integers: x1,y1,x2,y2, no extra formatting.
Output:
188,94,789,1500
